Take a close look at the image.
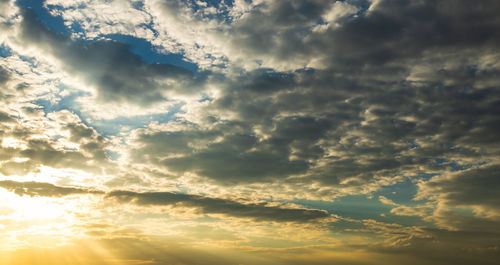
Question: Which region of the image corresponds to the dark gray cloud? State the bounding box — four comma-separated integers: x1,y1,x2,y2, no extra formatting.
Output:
0,180,102,197
0,111,14,123
19,8,201,105
65,123,97,143
209,0,500,187
4,138,106,175
412,164,500,233
107,190,330,222
159,0,497,72
140,0,500,188
424,165,500,211
275,0,499,68
0,66,10,85
133,60,500,189
132,119,324,184
15,0,500,190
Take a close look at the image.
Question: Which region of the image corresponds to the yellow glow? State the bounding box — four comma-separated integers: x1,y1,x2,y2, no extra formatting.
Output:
1,137,27,149
0,188,98,250
0,239,121,265
10,196,65,221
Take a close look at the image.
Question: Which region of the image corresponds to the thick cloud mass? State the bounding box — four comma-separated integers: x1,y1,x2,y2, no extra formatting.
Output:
421,165,500,211
6,0,500,200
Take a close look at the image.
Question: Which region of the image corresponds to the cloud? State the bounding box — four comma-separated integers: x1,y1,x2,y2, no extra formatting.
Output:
0,109,112,176
418,164,500,211
0,178,330,223
378,196,397,206
0,65,10,85
0,0,500,262
107,190,330,223
31,0,500,73
0,111,14,123
0,135,107,176
368,227,500,265
18,7,201,106
125,53,500,195
146,0,500,71
4,0,498,201
416,164,500,232
45,0,155,40
0,180,102,197
390,205,433,217
130,119,318,184
378,195,433,217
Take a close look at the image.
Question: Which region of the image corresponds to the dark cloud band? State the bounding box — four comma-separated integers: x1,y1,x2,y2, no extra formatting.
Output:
0,180,329,222
0,180,103,197
107,190,330,222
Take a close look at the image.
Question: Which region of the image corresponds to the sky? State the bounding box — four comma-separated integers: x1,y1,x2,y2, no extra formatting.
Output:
0,0,499,264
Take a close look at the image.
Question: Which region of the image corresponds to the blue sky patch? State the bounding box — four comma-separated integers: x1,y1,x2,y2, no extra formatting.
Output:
17,0,71,37
0,44,12,58
34,89,183,137
18,0,199,73
104,34,198,72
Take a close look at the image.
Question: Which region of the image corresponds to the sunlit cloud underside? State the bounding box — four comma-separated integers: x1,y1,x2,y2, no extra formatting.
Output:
0,0,499,264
